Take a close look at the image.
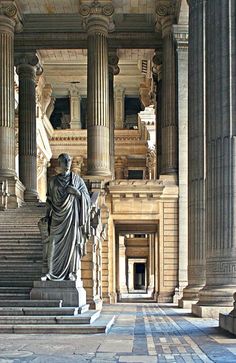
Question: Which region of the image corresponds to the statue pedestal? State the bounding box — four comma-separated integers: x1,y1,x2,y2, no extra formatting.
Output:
30,280,87,309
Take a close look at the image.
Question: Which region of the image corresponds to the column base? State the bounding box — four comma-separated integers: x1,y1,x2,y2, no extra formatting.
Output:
0,176,25,210
178,284,204,308
219,312,236,335
179,299,198,309
30,280,87,308
156,291,174,303
192,304,232,319
87,296,103,310
24,191,39,203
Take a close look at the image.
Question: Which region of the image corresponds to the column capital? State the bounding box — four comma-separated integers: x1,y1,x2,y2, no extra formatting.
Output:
80,1,114,34
69,82,80,97
173,24,189,50
15,53,43,77
152,51,162,81
156,1,176,37
108,51,120,77
79,1,114,17
0,0,22,32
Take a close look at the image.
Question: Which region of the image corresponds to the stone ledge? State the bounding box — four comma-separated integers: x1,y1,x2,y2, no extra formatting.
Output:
178,299,198,309
219,313,236,335
192,304,232,319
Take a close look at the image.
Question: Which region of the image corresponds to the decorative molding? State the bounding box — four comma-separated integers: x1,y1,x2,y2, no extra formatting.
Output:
173,24,189,49
156,2,176,17
79,1,114,17
0,1,22,32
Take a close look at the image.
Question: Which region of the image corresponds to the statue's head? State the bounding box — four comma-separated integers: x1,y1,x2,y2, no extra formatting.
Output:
58,153,72,172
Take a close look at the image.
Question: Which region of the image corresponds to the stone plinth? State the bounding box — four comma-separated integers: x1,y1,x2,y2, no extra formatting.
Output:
219,293,236,335
192,305,232,320
30,281,87,308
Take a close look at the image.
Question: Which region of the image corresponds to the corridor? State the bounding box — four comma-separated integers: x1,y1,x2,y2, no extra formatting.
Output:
0,303,235,362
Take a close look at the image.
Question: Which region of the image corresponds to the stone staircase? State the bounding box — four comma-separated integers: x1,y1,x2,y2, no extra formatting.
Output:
0,203,45,300
0,204,115,333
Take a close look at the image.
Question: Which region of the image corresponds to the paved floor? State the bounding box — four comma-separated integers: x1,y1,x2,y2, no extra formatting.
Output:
0,303,236,363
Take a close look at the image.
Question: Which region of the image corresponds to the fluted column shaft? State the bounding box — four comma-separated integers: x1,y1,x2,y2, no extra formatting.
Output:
152,52,162,179
108,52,119,179
174,25,189,297
160,17,177,175
16,54,40,201
180,0,206,306
0,14,16,177
109,68,115,178
86,15,111,176
197,0,236,307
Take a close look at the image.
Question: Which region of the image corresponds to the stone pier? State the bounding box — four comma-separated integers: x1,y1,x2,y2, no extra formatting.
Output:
15,53,42,202
192,0,236,318
0,1,24,209
180,0,206,309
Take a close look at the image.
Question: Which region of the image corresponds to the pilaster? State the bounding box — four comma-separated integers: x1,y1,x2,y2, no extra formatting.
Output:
69,83,81,129
173,24,188,302
114,85,125,129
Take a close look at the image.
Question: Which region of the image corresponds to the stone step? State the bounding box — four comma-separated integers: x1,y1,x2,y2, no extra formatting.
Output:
0,287,31,293
0,307,81,316
0,310,100,324
0,293,29,300
0,253,42,265
0,246,42,251
0,315,115,334
0,300,62,307
0,281,34,287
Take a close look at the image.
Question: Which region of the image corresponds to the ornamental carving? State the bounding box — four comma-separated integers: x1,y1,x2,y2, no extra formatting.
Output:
79,1,114,17
156,2,176,17
0,1,22,31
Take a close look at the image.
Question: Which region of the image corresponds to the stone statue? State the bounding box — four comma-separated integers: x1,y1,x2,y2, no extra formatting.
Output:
39,153,91,281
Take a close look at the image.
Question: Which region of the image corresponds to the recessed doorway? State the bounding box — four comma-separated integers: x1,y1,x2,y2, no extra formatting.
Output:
134,262,146,290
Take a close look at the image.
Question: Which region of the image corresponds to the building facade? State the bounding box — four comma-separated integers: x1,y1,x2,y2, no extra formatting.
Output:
0,0,236,331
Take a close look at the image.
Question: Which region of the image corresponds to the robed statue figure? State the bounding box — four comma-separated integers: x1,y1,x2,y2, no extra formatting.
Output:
40,153,91,281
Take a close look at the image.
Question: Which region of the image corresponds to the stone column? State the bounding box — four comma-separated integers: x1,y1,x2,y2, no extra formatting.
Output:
193,0,236,318
173,25,189,302
0,2,24,209
119,235,128,296
15,53,42,201
179,0,206,309
69,83,81,129
108,51,119,179
147,234,155,296
80,1,114,177
152,51,162,178
114,85,125,129
156,3,177,175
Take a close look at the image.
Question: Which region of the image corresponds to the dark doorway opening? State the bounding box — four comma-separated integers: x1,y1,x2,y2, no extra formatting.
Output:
134,263,145,290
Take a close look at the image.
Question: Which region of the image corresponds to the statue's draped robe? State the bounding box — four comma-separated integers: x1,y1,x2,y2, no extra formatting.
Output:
46,172,90,280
